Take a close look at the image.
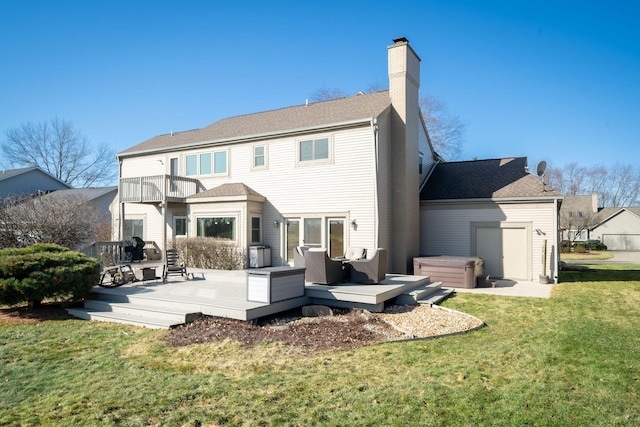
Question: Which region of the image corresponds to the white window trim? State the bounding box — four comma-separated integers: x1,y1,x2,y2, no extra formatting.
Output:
194,214,238,241
295,135,333,167
251,144,268,171
184,149,229,177
174,216,188,238
213,149,229,176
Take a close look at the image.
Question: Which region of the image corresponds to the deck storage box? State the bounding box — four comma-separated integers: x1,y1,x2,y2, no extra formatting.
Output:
413,256,484,289
247,266,305,303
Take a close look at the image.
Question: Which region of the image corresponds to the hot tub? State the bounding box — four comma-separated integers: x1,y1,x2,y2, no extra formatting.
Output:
413,256,484,288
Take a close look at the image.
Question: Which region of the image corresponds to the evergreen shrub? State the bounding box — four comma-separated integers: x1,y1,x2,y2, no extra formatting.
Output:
0,243,99,308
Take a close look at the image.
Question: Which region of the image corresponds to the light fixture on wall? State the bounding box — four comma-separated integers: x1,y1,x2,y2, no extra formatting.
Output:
273,220,280,228
351,219,357,230
535,228,546,236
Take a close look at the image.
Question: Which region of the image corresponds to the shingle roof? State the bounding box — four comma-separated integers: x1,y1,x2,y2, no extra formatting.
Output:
119,91,392,156
187,183,264,200
46,187,118,201
421,157,563,200
559,195,598,216
0,167,35,181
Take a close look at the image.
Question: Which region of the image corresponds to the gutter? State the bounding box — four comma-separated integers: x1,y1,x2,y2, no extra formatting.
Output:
420,195,565,205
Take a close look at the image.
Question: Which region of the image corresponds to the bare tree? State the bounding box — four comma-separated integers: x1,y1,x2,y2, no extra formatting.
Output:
559,208,598,245
0,193,101,249
2,118,117,187
419,95,464,160
309,87,348,102
547,162,640,207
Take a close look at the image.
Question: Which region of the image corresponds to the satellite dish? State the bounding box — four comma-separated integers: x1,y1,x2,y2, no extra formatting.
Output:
536,161,547,177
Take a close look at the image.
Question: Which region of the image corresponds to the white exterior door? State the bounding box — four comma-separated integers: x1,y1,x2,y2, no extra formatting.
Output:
475,225,528,280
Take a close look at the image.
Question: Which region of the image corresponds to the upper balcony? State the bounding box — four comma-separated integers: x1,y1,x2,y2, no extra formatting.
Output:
119,175,203,203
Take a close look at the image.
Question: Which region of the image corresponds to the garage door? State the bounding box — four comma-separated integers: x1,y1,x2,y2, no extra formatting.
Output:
602,234,640,251
475,226,528,280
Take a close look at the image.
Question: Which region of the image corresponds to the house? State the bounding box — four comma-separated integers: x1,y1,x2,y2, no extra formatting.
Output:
115,37,433,274
114,38,563,283
559,194,640,250
558,194,599,241
590,207,640,250
0,166,71,200
44,186,118,224
419,158,563,282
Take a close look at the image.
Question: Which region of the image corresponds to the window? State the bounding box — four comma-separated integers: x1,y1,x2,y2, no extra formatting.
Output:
170,158,179,176
124,218,144,239
251,217,261,243
197,217,236,240
419,154,424,174
214,151,227,174
185,155,197,176
174,216,187,237
253,145,266,169
299,137,329,162
200,153,212,175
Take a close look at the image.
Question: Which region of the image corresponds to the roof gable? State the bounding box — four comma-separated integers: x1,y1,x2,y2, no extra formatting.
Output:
119,91,392,156
421,157,562,201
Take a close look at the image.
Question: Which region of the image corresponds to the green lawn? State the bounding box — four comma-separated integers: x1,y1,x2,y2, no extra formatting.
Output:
2,264,639,426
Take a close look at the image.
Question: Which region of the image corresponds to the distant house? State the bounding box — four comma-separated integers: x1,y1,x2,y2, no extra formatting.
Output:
559,194,599,241
591,207,640,250
0,166,71,200
420,158,563,282
113,39,563,283
560,194,640,250
44,186,118,224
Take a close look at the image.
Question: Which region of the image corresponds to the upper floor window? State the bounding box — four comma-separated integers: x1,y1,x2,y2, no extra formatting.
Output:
299,137,329,162
185,155,197,176
253,145,266,169
200,153,212,175
214,151,227,175
185,150,228,176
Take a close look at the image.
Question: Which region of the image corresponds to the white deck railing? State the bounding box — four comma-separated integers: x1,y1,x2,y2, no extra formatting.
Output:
119,175,202,203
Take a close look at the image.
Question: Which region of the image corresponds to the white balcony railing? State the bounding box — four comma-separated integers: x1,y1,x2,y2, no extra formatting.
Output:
119,175,202,203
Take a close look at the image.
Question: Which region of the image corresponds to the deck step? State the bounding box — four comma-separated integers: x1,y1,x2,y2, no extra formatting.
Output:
395,281,443,305
416,288,456,306
83,299,198,324
66,307,184,329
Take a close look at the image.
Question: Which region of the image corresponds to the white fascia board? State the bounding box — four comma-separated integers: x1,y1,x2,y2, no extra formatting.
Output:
117,117,374,159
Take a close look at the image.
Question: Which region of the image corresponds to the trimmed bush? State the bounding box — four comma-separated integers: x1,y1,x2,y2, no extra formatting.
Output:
0,243,99,308
171,237,246,270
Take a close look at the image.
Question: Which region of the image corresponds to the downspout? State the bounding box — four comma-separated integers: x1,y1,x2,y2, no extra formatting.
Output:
553,198,559,283
371,118,379,249
118,158,124,243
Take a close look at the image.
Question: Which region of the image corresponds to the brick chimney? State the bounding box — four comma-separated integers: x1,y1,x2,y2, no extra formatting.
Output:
388,37,421,273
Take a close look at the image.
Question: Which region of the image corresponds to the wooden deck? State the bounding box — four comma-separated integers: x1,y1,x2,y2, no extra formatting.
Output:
67,268,434,328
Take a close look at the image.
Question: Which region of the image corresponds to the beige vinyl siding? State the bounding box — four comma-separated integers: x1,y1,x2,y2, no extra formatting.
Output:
592,210,640,250
376,110,392,255
420,200,557,281
117,123,379,263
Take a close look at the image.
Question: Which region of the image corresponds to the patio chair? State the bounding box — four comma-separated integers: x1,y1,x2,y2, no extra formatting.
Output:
293,246,309,268
304,249,344,285
163,248,187,281
349,248,387,284
99,252,138,287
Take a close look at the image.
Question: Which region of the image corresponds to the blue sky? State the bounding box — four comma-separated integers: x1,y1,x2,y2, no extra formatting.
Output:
1,0,638,172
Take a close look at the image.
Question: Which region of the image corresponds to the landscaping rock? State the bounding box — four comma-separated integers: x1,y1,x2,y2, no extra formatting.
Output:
302,305,333,317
